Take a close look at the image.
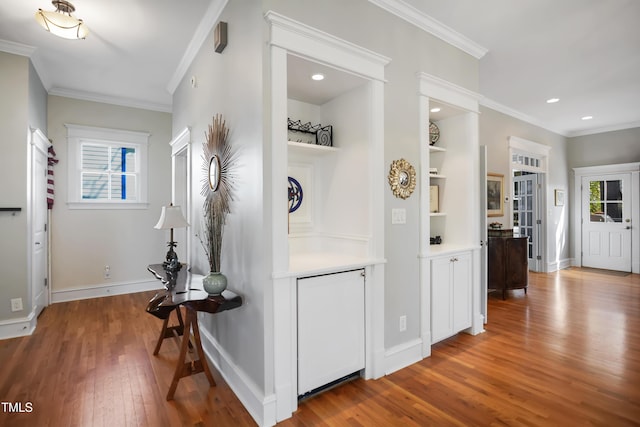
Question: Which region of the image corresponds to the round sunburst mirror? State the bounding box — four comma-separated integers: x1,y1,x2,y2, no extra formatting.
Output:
388,158,416,199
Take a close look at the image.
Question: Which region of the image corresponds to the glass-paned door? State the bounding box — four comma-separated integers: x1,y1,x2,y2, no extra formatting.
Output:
513,172,540,271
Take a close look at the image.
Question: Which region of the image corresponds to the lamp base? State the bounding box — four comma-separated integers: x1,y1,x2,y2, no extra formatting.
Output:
163,242,182,272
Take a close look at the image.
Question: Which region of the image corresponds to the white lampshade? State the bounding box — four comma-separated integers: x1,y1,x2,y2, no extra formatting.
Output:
154,206,189,230
35,1,89,40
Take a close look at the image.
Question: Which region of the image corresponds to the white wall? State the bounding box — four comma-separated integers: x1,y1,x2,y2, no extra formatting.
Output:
47,96,172,295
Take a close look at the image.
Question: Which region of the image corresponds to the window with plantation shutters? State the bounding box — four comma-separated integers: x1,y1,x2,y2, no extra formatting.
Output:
66,124,149,209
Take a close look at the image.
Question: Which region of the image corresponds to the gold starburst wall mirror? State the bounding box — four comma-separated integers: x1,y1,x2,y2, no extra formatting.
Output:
388,158,416,199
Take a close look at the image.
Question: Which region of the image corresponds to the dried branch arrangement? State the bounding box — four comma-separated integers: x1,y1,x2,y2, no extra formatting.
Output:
199,114,236,273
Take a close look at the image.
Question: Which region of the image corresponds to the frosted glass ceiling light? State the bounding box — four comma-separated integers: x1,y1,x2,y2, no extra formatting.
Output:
311,73,325,81
35,0,89,40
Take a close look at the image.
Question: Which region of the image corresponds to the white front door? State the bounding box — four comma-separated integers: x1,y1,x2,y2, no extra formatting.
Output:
582,174,632,272
31,129,50,316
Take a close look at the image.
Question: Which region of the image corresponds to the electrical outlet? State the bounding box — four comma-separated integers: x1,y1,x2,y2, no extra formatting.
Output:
399,315,407,332
104,265,111,279
11,298,23,312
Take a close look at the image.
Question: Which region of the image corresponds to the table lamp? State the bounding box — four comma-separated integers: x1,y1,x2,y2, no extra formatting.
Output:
154,204,189,271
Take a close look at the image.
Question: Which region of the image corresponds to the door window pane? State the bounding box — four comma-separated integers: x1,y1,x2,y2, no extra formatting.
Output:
589,180,623,222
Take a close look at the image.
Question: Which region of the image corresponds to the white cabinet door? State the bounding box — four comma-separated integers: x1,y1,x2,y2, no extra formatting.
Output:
297,270,365,395
431,251,472,343
431,256,453,343
452,252,472,333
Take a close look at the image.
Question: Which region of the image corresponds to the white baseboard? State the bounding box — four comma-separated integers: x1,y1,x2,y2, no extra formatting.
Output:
384,338,423,375
51,279,163,303
547,258,573,273
199,321,277,427
0,310,36,340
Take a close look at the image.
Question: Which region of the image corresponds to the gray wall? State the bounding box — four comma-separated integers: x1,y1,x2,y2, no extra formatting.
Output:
172,0,266,391
0,52,30,321
568,127,640,169
480,106,571,268
47,96,172,293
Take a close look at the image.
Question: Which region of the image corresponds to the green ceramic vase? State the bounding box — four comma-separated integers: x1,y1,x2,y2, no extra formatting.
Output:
203,271,227,295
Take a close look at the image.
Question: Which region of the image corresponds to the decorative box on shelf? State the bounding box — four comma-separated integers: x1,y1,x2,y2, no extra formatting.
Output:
287,118,333,147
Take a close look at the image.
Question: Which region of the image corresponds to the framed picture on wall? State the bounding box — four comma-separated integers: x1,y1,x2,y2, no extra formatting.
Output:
487,173,504,217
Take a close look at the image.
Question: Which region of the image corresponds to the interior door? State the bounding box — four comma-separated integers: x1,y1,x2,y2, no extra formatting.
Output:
581,174,632,272
513,173,540,270
31,130,50,316
479,146,488,324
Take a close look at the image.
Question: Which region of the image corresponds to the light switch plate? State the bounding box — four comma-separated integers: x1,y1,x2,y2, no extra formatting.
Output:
392,208,406,224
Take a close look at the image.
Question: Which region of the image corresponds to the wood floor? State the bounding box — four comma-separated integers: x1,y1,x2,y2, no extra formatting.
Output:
1,267,638,426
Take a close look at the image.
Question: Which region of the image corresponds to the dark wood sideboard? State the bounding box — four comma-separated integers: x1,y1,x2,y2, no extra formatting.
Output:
487,230,528,299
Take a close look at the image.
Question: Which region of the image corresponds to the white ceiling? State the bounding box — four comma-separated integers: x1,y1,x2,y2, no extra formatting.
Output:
1,0,638,136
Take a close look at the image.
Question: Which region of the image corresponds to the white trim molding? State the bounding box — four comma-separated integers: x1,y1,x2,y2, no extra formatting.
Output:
0,312,37,340
65,123,151,209
265,11,391,82
367,0,487,59
50,87,171,113
0,38,36,57
50,279,162,303
166,0,229,94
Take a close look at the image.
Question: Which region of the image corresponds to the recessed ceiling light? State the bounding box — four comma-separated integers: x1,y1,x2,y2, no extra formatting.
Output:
546,98,560,104
311,73,325,81
430,107,441,113
581,115,593,121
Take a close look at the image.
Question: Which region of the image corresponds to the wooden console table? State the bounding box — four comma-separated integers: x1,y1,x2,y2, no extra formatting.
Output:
146,264,242,400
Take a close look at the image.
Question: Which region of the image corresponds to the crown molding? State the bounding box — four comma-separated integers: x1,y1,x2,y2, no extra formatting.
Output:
49,87,171,113
368,0,488,59
266,11,391,82
566,120,640,138
0,39,36,57
166,0,228,95
480,97,569,137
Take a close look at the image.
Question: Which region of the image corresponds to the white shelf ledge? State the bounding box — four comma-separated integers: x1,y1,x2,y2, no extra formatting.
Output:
429,174,446,179
429,145,446,153
288,140,339,155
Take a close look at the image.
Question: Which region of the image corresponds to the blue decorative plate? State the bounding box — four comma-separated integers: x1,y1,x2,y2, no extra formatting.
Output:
288,177,303,213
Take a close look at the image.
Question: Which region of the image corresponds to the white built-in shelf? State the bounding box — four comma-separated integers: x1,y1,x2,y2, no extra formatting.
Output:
430,212,446,217
288,140,339,155
429,145,446,153
429,174,446,179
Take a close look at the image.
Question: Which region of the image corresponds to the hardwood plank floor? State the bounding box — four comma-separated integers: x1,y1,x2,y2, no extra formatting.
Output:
0,268,638,426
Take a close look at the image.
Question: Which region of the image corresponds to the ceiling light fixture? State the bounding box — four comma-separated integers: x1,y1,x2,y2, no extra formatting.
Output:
546,98,560,104
430,107,441,113
311,73,325,81
581,115,593,121
35,0,89,40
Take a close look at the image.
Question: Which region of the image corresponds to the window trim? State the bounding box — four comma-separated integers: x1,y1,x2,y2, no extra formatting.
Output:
66,124,150,210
